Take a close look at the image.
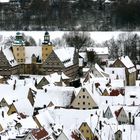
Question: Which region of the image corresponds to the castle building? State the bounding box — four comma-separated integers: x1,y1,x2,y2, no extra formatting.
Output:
0,32,79,78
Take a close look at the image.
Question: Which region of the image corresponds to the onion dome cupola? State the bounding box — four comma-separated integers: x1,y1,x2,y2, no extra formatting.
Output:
13,32,25,46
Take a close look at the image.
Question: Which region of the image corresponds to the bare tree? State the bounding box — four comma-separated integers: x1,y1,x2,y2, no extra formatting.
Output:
63,31,95,52
117,33,140,63
103,37,119,60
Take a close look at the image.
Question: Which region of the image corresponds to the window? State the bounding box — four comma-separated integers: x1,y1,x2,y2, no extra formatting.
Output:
17,53,19,56
83,123,86,126
79,96,81,98
78,102,80,105
87,130,89,133
88,102,90,105
112,70,114,74
83,102,85,105
17,48,19,51
83,88,85,92
83,95,85,98
87,96,89,99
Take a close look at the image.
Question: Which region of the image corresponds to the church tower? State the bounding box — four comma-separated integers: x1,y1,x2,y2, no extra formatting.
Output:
42,31,53,63
12,32,25,63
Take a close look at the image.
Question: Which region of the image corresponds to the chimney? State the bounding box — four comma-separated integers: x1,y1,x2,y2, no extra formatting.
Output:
13,84,16,90
45,88,47,93
128,112,131,124
99,121,102,130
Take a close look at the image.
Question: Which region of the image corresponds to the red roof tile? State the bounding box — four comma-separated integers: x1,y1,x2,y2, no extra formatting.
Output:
32,128,48,140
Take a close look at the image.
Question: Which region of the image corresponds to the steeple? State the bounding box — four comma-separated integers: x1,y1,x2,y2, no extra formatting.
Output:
43,31,50,45
13,32,25,46
42,31,53,62
12,32,25,63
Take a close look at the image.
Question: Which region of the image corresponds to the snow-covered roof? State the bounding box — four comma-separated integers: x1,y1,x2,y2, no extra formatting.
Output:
13,98,34,116
35,109,54,131
34,85,75,107
54,47,75,67
25,46,42,64
95,63,109,77
119,56,135,69
51,108,99,130
18,116,38,129
111,79,125,88
128,67,136,73
3,48,18,66
79,52,87,61
136,64,140,70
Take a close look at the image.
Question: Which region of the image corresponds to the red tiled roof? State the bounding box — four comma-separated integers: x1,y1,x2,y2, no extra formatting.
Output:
110,89,120,96
95,83,100,88
110,88,125,96
32,128,48,140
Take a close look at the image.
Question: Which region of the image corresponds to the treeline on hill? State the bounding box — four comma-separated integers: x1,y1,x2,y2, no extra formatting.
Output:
1,0,140,30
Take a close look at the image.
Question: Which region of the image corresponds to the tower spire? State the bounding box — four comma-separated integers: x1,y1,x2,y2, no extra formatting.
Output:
43,31,50,44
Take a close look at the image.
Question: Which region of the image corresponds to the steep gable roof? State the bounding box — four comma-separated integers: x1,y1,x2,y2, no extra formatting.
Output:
2,47,17,66
115,107,123,118
25,46,42,64
71,87,98,109
0,49,14,68
36,77,49,89
44,50,64,68
119,56,134,69
54,47,75,67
